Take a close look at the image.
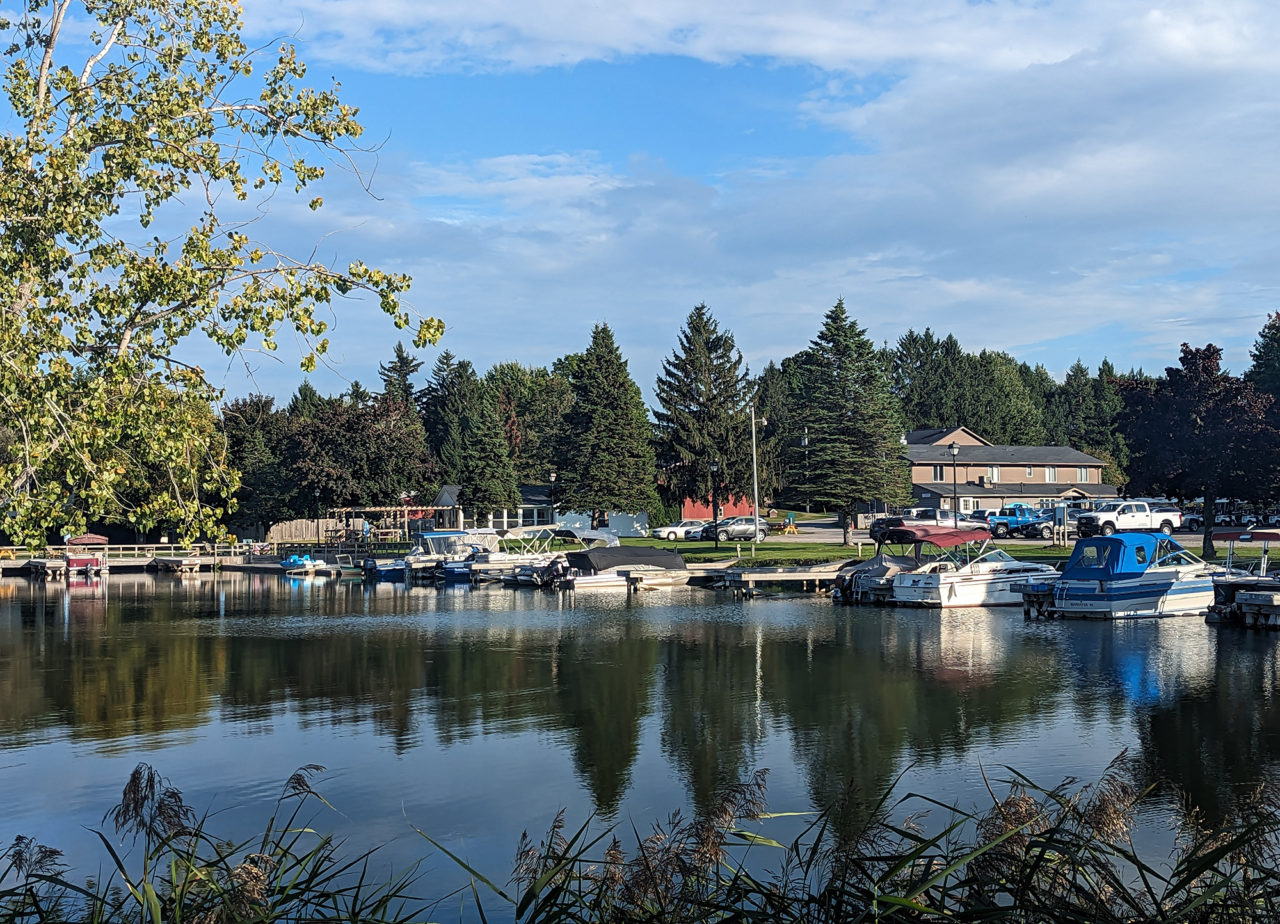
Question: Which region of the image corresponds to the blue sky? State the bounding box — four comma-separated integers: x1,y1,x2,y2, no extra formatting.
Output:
197,1,1280,399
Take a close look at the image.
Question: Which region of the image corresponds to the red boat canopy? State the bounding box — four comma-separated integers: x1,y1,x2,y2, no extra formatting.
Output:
66,533,110,545
1213,529,1280,543
879,525,993,548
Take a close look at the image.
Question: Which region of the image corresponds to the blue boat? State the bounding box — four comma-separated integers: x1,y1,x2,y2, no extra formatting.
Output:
1024,533,1237,619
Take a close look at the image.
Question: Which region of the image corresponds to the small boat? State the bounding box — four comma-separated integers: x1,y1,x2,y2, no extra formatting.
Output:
281,554,325,576
154,554,201,574
833,526,959,605
1022,532,1239,619
556,546,687,592
890,527,1058,607
314,554,364,579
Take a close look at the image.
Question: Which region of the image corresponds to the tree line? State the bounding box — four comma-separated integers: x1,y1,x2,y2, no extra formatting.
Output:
216,302,1280,552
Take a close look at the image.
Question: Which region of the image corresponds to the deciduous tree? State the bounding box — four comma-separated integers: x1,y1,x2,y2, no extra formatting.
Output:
1121,344,1279,557
0,1,441,546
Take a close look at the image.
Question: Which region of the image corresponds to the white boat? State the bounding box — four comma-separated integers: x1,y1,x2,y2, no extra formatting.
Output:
558,546,687,592
891,529,1058,607
1027,532,1241,619
833,525,973,605
281,554,325,576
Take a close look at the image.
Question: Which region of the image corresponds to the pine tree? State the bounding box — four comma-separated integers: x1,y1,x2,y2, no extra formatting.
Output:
1052,359,1096,448
653,304,752,511
956,351,1045,444
796,300,909,544
485,362,573,483
285,380,329,420
1246,312,1280,400
432,361,519,515
557,324,659,527
1087,359,1129,487
378,342,425,406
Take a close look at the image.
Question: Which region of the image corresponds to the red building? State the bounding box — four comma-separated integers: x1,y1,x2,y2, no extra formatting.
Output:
681,496,757,520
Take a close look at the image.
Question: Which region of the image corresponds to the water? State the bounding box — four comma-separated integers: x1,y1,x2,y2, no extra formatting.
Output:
3,572,1279,903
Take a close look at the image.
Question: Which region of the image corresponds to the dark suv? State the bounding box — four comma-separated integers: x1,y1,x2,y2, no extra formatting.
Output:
697,516,769,542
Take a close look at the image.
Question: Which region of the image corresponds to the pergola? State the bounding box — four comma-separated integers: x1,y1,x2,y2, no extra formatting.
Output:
327,505,440,542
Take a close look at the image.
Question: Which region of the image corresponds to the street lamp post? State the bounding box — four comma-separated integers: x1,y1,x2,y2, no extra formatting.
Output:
548,472,557,525
710,459,720,550
751,406,766,556
314,487,321,549
802,426,810,514
948,442,959,527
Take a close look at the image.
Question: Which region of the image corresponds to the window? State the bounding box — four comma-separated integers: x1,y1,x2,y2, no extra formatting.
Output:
1026,466,1034,478
1077,467,1089,483
961,497,973,512
1046,466,1057,483
1135,547,1147,564
987,466,1000,483
932,464,945,482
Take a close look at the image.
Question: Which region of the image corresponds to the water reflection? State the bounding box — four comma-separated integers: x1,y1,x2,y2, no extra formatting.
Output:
2,575,1280,876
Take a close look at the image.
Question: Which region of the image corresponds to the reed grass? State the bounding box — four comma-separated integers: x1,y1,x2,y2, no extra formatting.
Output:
7,755,1280,922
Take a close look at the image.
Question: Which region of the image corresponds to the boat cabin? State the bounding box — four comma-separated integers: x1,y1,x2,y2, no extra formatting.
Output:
1060,533,1202,582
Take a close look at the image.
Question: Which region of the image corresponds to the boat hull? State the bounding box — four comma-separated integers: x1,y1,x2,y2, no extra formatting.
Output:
893,566,1058,607
1048,574,1218,619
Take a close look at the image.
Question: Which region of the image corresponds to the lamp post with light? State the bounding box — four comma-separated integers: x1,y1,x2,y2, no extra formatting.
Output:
710,459,720,550
751,406,766,556
548,471,557,525
948,441,960,527
314,487,321,548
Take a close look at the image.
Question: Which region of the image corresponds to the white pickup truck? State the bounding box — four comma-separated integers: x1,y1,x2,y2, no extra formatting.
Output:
1075,501,1182,537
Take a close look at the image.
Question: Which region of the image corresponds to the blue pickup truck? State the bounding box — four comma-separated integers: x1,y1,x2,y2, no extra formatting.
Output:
985,503,1040,538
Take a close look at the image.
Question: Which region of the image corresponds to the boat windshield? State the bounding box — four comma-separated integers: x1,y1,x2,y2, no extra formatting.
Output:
926,542,1012,567
1152,538,1203,567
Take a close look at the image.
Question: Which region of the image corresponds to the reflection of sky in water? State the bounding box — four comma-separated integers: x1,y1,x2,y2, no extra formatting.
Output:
0,575,1277,903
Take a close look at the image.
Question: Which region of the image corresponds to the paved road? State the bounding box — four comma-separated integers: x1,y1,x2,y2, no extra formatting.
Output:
763,516,1072,546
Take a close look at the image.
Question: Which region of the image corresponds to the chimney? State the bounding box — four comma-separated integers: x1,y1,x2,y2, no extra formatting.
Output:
978,475,987,487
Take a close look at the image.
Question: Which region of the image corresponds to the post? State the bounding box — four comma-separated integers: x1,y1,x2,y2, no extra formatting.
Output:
751,405,762,557
314,487,321,549
803,427,810,514
948,441,960,528
710,459,720,551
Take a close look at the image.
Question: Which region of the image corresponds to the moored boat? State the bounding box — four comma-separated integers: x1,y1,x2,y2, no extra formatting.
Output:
833,525,971,605
891,528,1058,607
1022,532,1239,619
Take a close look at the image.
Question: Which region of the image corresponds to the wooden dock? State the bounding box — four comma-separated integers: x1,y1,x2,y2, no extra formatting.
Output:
720,563,845,598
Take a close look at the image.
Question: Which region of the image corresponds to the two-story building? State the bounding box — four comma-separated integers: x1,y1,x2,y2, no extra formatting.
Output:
905,427,1119,513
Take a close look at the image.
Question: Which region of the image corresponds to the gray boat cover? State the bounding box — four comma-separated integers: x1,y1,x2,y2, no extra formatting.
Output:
565,546,686,574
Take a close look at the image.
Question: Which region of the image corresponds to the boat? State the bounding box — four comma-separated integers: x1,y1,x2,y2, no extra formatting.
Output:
501,527,623,587
890,527,1058,607
280,554,325,576
154,554,201,574
1020,532,1239,619
832,525,958,605
557,546,687,591
314,554,364,579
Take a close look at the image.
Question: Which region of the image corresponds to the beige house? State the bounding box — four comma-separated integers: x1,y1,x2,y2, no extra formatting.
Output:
905,427,1118,513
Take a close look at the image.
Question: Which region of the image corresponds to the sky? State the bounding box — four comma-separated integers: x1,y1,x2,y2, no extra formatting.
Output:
152,2,1280,399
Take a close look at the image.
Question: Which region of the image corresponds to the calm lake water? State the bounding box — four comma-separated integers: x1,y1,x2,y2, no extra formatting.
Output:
3,572,1280,906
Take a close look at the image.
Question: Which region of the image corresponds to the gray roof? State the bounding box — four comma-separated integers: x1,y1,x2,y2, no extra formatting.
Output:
907,444,1104,465
431,485,462,508
904,426,990,446
913,481,1119,500
519,484,553,507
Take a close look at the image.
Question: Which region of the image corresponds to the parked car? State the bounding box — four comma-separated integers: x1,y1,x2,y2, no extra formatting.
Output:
650,519,707,541
869,516,904,542
969,509,998,523
898,508,979,529
697,516,769,542
1018,509,1084,540
986,504,1041,538
1076,501,1182,537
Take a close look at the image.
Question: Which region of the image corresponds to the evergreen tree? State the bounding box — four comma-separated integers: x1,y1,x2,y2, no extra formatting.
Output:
1246,312,1280,400
421,350,459,451
486,362,574,483
285,380,329,420
956,351,1046,444
653,304,752,511
1052,359,1096,448
378,341,425,406
557,324,660,527
433,361,520,515
1087,359,1129,487
795,300,909,544
892,328,965,430
221,395,294,536
346,380,373,407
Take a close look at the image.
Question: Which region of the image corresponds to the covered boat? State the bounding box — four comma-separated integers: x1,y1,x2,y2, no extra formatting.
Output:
1026,532,1236,619
833,526,959,605
890,526,1058,607
559,546,687,591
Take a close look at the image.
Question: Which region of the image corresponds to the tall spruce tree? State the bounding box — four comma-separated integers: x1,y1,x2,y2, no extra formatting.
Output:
432,361,519,515
378,342,425,406
653,304,752,512
557,324,659,527
891,328,966,430
796,300,909,544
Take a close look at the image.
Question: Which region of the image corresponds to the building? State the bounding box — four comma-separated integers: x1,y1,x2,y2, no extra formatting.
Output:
905,427,1119,513
480,485,650,537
